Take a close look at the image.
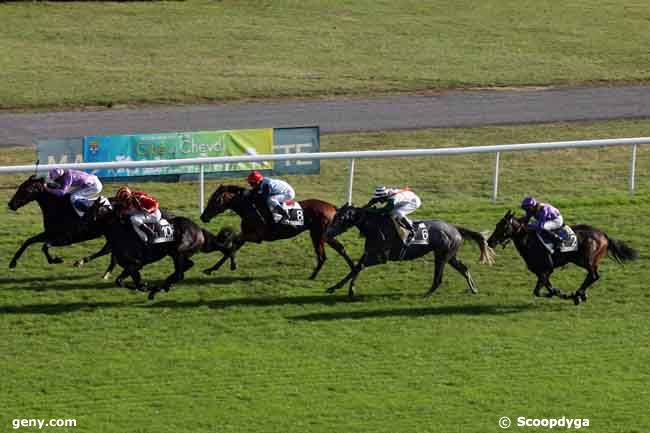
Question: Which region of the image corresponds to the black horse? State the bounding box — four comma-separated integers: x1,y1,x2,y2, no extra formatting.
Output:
200,185,354,279
88,200,237,299
7,175,115,277
324,204,495,297
487,210,639,305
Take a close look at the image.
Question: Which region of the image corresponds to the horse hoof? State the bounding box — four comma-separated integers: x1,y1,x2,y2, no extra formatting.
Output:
230,264,237,271
9,261,17,269
73,260,84,268
202,269,212,276
148,291,157,300
573,295,581,306
469,287,479,295
51,257,64,264
102,273,111,280
533,289,541,297
580,292,588,302
325,287,336,294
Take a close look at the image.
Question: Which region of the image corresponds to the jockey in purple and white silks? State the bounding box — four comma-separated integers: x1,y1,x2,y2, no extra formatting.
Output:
520,196,564,242
247,171,295,223
46,168,103,214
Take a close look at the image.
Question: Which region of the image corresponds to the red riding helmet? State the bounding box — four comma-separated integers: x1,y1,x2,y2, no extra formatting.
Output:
116,186,133,203
247,170,264,185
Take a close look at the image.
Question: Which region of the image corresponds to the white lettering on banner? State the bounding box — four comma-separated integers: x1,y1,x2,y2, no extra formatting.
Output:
275,143,314,166
47,154,83,165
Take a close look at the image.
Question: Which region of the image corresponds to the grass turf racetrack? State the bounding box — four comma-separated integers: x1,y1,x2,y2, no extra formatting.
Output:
1,0,650,109
1,121,649,433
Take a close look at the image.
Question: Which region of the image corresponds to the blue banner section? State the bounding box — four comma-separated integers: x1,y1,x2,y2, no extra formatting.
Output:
272,127,320,175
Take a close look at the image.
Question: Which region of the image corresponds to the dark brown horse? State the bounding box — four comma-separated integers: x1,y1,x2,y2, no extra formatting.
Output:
7,175,115,276
200,184,354,279
487,210,639,305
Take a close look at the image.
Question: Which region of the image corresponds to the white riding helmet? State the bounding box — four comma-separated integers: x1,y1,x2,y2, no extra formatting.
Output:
373,186,389,199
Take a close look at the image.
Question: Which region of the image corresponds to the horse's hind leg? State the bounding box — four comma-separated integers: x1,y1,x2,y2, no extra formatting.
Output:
449,256,478,294
308,229,329,280
9,232,49,268
103,254,117,280
325,236,355,271
203,238,244,275
573,269,599,305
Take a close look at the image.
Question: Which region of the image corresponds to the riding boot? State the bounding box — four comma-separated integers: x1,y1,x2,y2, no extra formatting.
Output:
400,217,416,244
274,205,290,224
135,224,155,245
543,229,563,248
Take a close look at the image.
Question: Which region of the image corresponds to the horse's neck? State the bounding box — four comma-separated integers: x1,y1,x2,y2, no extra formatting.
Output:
512,229,532,259
229,195,258,219
36,192,73,223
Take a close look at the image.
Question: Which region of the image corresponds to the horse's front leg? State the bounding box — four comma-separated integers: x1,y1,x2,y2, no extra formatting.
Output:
74,241,111,268
203,238,244,275
326,252,366,295
42,242,64,264
9,232,49,268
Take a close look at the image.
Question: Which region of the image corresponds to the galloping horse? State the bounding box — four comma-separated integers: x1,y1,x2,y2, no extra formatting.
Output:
487,210,639,305
7,175,115,276
324,204,495,298
87,200,237,299
200,185,354,279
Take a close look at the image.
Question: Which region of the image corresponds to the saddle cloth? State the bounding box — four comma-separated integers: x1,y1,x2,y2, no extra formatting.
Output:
146,219,175,244
272,201,305,227
538,226,578,254
395,221,429,246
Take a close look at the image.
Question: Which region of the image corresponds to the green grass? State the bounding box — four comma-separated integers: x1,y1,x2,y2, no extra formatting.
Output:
1,0,650,109
1,120,650,432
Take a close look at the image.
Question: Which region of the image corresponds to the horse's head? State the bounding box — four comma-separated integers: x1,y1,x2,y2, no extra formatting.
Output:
487,210,524,248
8,175,46,211
326,203,365,238
201,184,244,223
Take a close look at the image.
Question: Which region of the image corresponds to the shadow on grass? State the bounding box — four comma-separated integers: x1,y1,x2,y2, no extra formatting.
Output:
289,303,556,321
0,301,134,315
0,274,116,291
144,292,407,310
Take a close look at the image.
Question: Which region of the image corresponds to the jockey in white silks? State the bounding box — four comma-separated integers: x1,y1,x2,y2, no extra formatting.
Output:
364,186,422,242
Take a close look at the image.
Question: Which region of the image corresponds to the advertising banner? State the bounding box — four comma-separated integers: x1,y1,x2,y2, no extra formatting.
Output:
83,129,273,178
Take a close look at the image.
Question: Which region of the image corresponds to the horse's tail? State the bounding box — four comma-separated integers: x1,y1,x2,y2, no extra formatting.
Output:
606,236,639,264
201,227,238,253
455,226,495,265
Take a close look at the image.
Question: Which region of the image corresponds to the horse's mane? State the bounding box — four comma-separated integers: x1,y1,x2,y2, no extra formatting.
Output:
217,184,247,194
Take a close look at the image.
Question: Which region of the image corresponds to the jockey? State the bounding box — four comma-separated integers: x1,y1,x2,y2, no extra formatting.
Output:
364,186,421,242
520,196,564,243
115,186,162,244
46,168,103,214
247,170,295,224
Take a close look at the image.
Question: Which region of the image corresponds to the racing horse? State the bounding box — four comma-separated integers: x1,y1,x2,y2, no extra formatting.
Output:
87,199,237,299
200,184,355,279
7,175,116,277
487,210,639,305
324,204,495,298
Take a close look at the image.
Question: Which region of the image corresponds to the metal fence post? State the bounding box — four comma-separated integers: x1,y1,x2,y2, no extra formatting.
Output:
199,164,205,214
492,152,500,204
630,144,637,195
347,159,355,204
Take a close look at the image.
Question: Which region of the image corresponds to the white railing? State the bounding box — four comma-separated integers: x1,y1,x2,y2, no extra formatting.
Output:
1,137,648,213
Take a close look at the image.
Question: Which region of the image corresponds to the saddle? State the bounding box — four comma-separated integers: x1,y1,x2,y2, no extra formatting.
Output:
271,201,305,227
390,219,429,246
74,196,111,218
537,226,578,254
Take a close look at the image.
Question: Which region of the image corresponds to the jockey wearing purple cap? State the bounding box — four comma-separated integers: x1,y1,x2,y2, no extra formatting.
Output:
520,196,564,242
47,168,103,214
